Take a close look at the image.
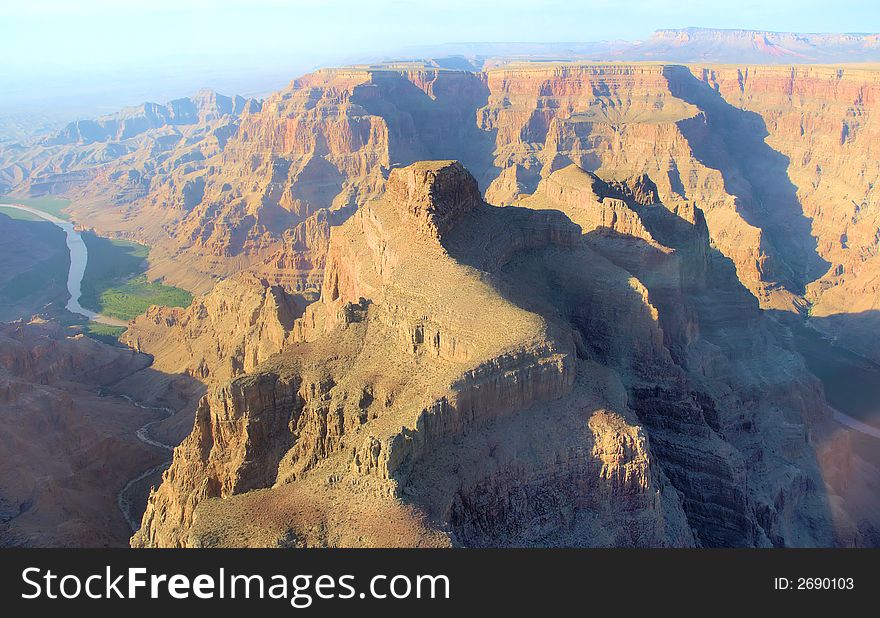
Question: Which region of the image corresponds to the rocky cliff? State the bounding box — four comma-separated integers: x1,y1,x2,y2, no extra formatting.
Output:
0,90,259,203
7,63,878,355
3,61,879,547
684,64,880,361
0,320,161,547
133,161,853,548
122,273,306,382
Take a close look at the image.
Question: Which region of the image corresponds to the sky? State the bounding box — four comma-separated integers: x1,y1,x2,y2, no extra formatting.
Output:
0,0,878,120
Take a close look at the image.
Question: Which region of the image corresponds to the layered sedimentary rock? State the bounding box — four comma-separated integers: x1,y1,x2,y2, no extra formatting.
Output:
53,67,493,294
123,273,307,382
479,62,811,310
683,65,880,362
478,62,880,351
48,91,256,146
0,90,259,203
5,63,878,361
2,61,878,548
0,320,161,547
134,161,848,548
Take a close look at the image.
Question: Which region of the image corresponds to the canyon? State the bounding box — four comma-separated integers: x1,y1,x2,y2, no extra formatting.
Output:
0,320,168,546
1,39,879,546
131,161,873,547
8,61,876,323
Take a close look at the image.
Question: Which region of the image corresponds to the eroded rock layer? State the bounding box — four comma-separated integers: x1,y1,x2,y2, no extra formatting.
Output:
3,61,879,547
122,273,307,383
0,320,158,546
133,161,854,548
7,62,876,345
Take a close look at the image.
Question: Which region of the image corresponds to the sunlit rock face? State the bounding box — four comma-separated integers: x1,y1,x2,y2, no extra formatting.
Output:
3,60,879,548
6,63,877,337
684,65,880,363
133,161,848,549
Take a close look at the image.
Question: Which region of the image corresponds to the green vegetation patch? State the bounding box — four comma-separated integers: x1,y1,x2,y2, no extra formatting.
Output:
80,232,148,313
80,231,192,320
0,196,71,220
84,323,128,346
93,275,192,321
80,232,192,320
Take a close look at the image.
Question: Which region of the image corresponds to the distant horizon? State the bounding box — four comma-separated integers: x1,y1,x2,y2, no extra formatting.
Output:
2,2,879,129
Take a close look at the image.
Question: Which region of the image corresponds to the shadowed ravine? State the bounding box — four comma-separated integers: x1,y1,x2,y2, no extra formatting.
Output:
100,391,175,532
665,66,831,297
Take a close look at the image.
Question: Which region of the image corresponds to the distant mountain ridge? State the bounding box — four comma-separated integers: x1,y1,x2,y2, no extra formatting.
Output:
46,89,261,146
630,27,880,63
399,27,880,67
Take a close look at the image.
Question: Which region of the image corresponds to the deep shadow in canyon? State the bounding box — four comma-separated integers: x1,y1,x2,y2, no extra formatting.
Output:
666,65,831,297
436,191,839,546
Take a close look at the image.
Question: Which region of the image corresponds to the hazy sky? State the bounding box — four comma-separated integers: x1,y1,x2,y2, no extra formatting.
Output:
1,0,878,118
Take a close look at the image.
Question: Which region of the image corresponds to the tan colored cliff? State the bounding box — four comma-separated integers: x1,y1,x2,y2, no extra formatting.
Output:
2,60,876,548
133,161,846,548
50,67,491,295
9,63,878,365
685,65,880,360
122,273,306,383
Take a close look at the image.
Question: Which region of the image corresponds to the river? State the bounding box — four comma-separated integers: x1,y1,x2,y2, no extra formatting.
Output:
3,203,170,532
2,203,126,326
786,318,880,441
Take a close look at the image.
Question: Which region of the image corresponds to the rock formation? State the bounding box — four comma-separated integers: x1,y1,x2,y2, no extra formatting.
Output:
123,273,307,382
683,64,880,362
2,58,879,548
0,320,159,546
5,63,877,359
133,161,856,548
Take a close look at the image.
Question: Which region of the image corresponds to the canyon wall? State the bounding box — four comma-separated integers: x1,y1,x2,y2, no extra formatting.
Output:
685,65,880,361
0,320,160,546
122,273,306,383
7,64,877,356
133,161,849,548
3,61,878,547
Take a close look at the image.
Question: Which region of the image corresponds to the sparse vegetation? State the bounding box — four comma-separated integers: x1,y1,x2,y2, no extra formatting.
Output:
84,323,128,345
0,196,71,220
79,232,192,320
